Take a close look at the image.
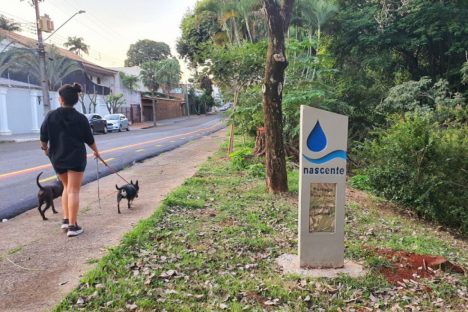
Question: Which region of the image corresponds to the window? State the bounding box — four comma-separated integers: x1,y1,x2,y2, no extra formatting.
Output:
97,77,101,84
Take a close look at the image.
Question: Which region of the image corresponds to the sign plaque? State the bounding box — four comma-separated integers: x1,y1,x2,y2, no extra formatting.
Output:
299,106,348,268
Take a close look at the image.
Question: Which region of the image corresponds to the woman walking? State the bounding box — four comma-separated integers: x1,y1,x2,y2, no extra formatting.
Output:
40,83,100,237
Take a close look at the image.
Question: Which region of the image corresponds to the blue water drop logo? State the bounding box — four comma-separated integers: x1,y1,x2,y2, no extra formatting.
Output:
307,121,327,152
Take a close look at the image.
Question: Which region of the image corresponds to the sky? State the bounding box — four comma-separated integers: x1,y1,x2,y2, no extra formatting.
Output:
0,0,197,81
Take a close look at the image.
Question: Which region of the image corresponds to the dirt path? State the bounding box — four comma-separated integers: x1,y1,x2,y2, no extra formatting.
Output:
0,129,226,312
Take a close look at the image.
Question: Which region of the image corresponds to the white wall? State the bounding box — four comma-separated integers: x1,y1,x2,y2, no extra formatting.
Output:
73,93,109,116
113,73,141,108
1,87,111,135
5,88,33,134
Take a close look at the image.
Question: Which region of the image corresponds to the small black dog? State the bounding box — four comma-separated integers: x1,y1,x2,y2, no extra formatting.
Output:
115,180,139,214
36,172,64,220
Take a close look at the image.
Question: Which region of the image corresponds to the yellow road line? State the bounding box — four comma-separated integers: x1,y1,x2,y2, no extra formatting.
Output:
39,175,57,183
0,122,222,180
135,149,145,153
103,158,115,162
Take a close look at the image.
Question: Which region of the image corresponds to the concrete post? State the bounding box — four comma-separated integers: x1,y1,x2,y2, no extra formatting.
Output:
30,90,41,133
0,87,11,135
299,106,348,268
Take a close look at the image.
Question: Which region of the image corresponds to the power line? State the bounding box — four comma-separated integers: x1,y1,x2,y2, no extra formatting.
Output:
0,7,123,66
48,0,124,43
61,0,128,40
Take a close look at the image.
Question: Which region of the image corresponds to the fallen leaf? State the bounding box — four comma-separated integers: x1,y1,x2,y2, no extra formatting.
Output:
160,270,177,278
126,303,138,311
264,298,280,306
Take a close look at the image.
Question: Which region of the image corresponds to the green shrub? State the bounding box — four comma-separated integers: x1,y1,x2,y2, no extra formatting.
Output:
246,163,265,178
356,109,468,233
349,174,372,191
229,147,253,170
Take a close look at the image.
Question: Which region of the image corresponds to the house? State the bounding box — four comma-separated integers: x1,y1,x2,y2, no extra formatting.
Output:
111,66,188,123
111,66,145,124
0,29,122,135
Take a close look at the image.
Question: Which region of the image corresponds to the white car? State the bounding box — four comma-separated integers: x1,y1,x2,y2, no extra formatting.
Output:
219,102,232,111
104,114,129,132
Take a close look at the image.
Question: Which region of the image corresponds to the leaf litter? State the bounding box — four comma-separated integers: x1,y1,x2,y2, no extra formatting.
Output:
58,156,468,311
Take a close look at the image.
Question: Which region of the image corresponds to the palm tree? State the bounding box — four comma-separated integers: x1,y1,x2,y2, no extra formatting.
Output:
140,61,160,126
7,46,84,90
64,36,89,56
119,72,139,92
236,0,262,43
0,49,15,77
155,58,181,94
298,0,338,79
0,15,21,32
215,0,264,45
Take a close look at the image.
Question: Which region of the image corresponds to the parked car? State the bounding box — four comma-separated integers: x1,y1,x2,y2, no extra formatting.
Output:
85,114,108,134
219,102,232,111
104,114,129,132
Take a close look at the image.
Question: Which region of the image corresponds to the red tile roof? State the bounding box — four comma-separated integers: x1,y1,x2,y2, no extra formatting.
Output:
0,29,117,76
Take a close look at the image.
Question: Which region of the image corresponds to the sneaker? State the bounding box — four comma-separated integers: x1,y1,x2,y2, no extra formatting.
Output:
67,224,84,237
61,219,69,231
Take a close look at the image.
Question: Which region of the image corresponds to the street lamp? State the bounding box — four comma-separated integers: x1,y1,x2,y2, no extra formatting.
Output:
44,10,86,41
33,2,85,112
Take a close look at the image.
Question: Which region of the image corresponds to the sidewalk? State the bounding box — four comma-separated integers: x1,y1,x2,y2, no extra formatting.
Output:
0,132,39,143
0,129,226,312
131,115,207,129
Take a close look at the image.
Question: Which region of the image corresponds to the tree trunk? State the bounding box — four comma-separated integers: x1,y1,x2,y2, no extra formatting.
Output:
232,18,241,45
228,87,240,155
262,0,295,193
253,127,266,157
152,93,157,127
311,24,320,81
245,15,253,43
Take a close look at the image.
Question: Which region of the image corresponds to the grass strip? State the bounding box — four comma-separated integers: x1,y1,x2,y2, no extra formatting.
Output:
54,141,468,311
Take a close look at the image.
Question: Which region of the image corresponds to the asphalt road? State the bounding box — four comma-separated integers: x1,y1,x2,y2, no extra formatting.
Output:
0,114,225,220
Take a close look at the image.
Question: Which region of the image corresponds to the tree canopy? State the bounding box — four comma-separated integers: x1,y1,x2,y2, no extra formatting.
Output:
139,58,181,95
5,46,83,90
119,72,139,92
105,93,126,114
154,58,181,94
125,40,171,67
180,0,468,228
0,15,21,32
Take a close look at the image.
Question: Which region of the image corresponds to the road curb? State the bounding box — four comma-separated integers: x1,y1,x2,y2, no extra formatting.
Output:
0,138,38,143
0,125,226,221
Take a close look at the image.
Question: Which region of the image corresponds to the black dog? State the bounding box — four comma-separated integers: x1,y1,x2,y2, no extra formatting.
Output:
116,180,139,214
36,172,64,220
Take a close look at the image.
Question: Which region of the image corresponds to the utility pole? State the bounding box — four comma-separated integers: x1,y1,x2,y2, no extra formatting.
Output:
33,0,51,112
185,83,190,118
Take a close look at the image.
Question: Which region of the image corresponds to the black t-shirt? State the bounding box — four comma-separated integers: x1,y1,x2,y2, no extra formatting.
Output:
40,107,94,172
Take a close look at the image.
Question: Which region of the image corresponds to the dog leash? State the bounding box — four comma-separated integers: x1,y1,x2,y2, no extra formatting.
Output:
95,157,102,209
96,155,131,184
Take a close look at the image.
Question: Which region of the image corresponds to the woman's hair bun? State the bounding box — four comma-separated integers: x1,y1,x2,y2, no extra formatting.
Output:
72,83,82,93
